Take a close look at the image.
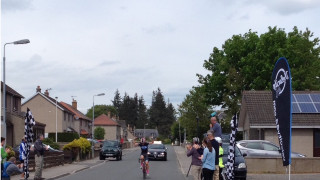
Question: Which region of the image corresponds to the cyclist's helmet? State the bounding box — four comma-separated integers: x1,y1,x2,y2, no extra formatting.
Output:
141,138,146,143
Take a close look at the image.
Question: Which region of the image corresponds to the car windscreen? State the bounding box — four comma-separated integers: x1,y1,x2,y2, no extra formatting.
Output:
149,144,164,149
103,141,118,147
222,143,242,157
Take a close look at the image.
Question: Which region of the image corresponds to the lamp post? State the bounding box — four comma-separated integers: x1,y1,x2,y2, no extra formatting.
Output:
91,93,105,158
55,97,58,143
2,39,30,144
143,123,148,138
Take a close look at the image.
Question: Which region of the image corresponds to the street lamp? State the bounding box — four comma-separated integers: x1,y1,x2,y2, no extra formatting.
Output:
143,123,148,138
92,93,105,158
2,39,30,144
55,97,58,143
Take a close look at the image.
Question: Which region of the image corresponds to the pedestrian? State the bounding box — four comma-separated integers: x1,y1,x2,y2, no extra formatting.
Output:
209,112,222,138
199,137,215,180
1,137,11,177
207,130,220,180
33,134,48,180
187,137,203,180
2,157,23,180
215,137,225,180
19,137,27,179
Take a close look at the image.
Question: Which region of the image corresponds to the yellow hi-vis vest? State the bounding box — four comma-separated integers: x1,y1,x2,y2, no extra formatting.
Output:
219,146,224,168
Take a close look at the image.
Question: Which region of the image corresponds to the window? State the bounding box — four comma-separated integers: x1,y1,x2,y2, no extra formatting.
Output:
262,143,279,151
246,142,263,150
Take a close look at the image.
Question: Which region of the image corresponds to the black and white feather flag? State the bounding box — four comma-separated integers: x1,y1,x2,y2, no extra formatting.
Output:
24,108,36,179
226,114,238,180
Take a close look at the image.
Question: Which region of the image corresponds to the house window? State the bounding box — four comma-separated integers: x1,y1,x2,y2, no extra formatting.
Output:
13,97,19,112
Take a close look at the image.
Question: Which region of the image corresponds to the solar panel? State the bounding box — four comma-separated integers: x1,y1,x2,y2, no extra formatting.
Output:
292,103,300,113
294,94,312,102
291,95,296,102
299,103,317,113
310,94,320,102
315,104,320,113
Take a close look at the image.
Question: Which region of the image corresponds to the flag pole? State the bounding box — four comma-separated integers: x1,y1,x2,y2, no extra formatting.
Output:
289,164,291,180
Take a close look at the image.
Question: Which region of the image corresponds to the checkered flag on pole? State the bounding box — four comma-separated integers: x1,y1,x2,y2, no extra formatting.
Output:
24,108,36,179
226,114,238,180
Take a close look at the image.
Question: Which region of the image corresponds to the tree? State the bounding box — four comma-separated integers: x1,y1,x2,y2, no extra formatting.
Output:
118,93,139,128
136,96,149,128
86,105,117,119
197,26,320,114
112,89,122,116
178,86,213,140
94,127,105,140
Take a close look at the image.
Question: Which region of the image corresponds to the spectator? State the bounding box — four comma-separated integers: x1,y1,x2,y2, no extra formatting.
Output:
215,137,225,180
19,137,27,179
187,137,203,180
1,137,11,177
2,157,23,180
209,112,222,138
200,137,215,180
207,130,220,180
34,134,48,180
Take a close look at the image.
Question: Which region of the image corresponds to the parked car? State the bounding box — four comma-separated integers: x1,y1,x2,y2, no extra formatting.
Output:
221,143,247,180
147,143,167,161
99,140,122,160
236,140,306,158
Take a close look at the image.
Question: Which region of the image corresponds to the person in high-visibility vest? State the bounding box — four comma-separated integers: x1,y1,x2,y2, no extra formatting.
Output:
215,137,224,180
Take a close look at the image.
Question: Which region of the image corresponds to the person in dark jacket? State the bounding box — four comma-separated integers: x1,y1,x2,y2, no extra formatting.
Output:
33,134,48,180
187,137,203,180
207,130,219,180
2,157,23,180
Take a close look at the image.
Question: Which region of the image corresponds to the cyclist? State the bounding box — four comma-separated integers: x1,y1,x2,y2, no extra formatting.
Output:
138,138,150,176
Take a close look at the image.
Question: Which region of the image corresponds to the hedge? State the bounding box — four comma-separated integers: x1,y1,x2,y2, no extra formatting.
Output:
48,132,80,142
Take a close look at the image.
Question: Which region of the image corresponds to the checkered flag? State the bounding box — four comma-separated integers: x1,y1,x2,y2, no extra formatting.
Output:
24,108,36,179
226,114,238,180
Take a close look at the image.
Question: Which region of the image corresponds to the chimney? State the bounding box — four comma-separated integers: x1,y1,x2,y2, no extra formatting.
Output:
108,111,111,118
72,99,77,110
44,89,49,97
36,86,41,93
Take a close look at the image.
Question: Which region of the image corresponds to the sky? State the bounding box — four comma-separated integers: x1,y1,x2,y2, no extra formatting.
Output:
1,0,320,114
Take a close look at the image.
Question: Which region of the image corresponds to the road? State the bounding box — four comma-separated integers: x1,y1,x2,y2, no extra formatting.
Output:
57,145,188,180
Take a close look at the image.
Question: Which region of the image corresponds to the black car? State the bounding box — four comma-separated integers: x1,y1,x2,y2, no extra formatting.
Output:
147,144,167,161
99,140,122,161
221,143,247,180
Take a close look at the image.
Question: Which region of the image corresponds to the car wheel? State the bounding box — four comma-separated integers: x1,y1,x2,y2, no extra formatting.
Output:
164,155,167,161
120,153,122,160
116,155,120,161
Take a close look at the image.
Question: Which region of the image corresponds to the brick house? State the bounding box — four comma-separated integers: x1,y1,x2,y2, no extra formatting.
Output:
239,90,320,157
94,114,121,140
60,99,92,137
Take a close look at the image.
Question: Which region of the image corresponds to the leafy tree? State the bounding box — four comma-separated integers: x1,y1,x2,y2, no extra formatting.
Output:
86,105,117,119
198,26,320,114
178,86,213,140
94,127,105,140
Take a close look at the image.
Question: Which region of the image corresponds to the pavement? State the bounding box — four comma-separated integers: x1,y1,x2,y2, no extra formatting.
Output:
11,147,139,180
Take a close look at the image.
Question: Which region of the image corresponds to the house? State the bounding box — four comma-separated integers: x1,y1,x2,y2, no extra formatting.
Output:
134,129,159,139
21,86,76,136
1,82,25,147
239,90,320,157
60,99,92,137
116,120,136,141
94,114,121,140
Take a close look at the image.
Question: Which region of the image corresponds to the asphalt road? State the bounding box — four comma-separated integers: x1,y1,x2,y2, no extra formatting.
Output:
56,145,188,180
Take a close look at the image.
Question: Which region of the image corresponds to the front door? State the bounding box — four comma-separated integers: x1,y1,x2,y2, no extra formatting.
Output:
314,129,320,157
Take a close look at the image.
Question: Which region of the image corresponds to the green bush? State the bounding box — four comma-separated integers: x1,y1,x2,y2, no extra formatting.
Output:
42,138,60,150
63,137,91,154
48,132,80,142
162,138,171,144
94,127,105,140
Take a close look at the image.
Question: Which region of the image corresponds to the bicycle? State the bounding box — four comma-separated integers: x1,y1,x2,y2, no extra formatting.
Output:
139,155,148,179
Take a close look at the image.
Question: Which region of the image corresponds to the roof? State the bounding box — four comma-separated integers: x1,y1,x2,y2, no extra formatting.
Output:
94,114,120,126
1,82,24,98
239,90,320,128
60,102,91,121
80,129,89,135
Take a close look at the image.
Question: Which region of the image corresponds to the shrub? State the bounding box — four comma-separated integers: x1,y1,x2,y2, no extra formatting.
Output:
48,132,79,142
94,127,105,140
63,137,91,154
162,138,171,144
42,138,60,150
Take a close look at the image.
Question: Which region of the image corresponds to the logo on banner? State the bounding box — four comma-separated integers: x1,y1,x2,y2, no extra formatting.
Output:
272,68,289,98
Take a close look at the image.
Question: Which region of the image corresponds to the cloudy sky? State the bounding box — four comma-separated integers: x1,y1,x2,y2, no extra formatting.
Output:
1,0,320,114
